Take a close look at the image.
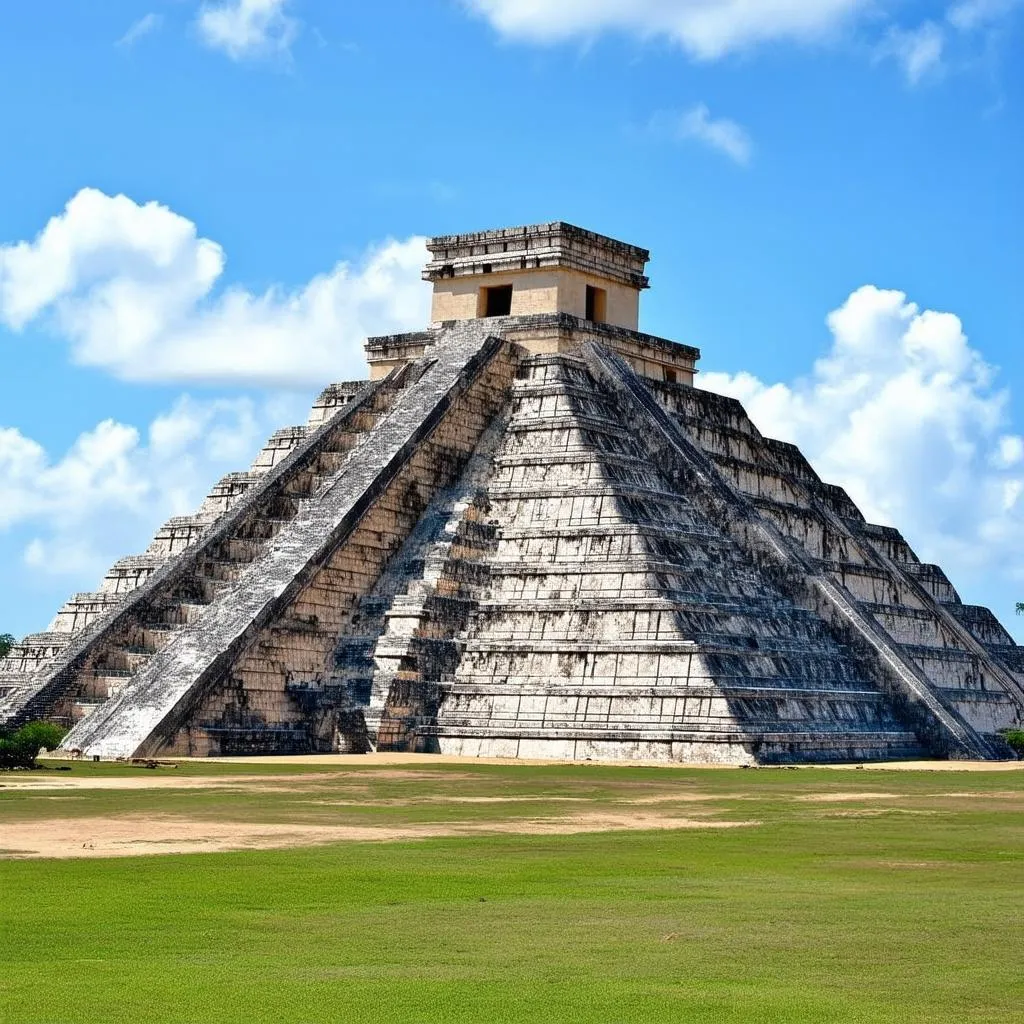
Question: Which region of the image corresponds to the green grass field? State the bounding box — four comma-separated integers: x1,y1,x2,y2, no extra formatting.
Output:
2,758,1023,1023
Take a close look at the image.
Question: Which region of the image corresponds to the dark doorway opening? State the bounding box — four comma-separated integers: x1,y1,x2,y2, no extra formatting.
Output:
482,284,513,317
585,285,607,323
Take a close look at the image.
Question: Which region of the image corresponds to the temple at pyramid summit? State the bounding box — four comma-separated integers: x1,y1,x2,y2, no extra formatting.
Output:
2,222,1023,763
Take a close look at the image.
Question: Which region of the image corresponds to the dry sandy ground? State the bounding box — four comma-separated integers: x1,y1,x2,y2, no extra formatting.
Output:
1,761,761,858
0,812,755,859
3,753,1019,860
0,771,469,792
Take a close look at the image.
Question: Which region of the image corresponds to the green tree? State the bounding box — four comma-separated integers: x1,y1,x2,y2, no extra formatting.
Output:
0,633,13,658
1017,604,1024,616
1002,730,1024,756
0,721,68,769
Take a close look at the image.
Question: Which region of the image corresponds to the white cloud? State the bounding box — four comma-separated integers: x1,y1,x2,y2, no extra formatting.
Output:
197,0,299,60
993,435,1024,468
0,395,291,581
701,285,1024,610
948,0,1023,31
876,21,945,84
463,0,1020,87
0,188,431,387
117,13,163,48
463,0,872,59
651,104,752,164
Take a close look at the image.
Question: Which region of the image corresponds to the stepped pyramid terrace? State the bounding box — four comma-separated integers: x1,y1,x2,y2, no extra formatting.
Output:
2,222,1022,764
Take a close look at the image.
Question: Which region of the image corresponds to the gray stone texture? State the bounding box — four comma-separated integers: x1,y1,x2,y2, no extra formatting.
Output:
1,223,1021,764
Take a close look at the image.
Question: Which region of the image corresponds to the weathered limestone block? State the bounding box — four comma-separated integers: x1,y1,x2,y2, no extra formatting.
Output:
147,515,216,557
251,429,310,473
307,382,365,428
902,564,959,604
50,593,123,634
197,473,264,517
100,555,168,596
0,633,72,674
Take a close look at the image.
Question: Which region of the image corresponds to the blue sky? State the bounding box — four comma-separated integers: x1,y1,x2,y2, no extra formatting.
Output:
0,0,1022,639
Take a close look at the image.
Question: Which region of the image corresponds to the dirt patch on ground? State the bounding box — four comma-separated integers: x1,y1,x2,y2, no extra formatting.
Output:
311,795,593,806
817,808,937,819
937,791,1024,800
796,792,902,803
0,773,346,792
627,793,729,804
0,812,757,860
486,813,754,837
0,770,483,793
868,860,964,870
434,795,587,804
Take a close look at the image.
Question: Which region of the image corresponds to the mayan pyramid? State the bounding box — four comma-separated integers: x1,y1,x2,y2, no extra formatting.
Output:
2,222,1022,763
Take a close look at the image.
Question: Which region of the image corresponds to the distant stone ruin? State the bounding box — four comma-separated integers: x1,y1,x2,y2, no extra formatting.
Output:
2,222,1021,763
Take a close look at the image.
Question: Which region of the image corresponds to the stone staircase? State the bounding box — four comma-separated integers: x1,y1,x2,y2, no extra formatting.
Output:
364,413,509,751
0,378,373,725
649,371,1023,755
423,353,926,764
0,374,396,731
279,417,505,754
1,325,520,758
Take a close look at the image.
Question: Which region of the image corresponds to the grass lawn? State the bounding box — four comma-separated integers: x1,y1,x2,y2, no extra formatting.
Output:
1,759,1023,1023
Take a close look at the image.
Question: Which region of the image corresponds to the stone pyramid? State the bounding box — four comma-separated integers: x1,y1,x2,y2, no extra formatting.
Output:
2,223,1021,763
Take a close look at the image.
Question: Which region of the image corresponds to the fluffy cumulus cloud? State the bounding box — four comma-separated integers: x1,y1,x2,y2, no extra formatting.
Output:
0,187,431,631
650,104,753,164
463,0,872,59
465,0,1022,89
0,188,431,387
701,286,1024,600
0,395,299,583
197,0,299,60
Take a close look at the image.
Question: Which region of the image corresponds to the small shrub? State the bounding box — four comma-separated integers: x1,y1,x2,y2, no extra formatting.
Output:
0,720,68,769
1001,729,1024,757
0,633,13,658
